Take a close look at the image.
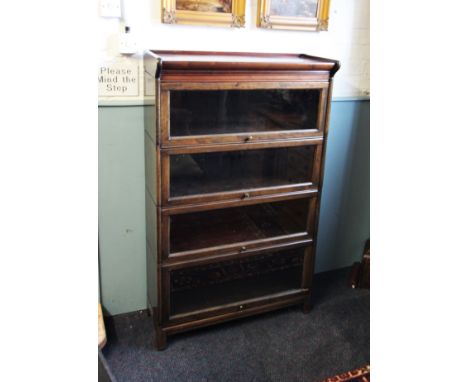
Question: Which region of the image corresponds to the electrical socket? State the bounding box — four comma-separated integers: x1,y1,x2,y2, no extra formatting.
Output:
100,0,121,18
119,33,138,55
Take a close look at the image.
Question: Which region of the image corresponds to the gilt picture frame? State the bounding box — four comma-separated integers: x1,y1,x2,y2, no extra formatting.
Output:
162,0,246,27
257,0,330,31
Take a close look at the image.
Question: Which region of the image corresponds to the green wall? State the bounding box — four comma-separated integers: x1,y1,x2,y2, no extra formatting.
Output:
98,100,370,316
99,106,146,315
316,100,370,272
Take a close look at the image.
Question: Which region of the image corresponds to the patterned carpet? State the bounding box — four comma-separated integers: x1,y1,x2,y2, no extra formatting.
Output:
320,365,370,382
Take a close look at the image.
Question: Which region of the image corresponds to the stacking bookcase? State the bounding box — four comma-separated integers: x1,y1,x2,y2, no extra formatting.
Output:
143,50,340,349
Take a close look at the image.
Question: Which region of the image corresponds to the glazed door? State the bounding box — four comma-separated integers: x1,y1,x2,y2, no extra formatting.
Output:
160,82,329,147
161,195,317,261
160,244,313,323
161,140,323,206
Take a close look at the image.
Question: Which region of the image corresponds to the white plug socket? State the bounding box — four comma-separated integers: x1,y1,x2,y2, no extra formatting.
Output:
100,0,121,18
119,33,138,55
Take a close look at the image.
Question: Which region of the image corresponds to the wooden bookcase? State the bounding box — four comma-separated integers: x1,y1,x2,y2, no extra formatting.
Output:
143,50,340,350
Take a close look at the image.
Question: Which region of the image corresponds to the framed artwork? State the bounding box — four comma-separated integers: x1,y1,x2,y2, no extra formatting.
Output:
162,0,246,27
257,0,330,31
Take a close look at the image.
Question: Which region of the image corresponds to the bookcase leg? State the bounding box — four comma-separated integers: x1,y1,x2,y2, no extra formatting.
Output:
302,299,312,314
155,328,167,351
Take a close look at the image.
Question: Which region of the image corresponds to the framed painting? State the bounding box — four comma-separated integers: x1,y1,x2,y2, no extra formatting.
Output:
162,0,246,27
257,0,330,31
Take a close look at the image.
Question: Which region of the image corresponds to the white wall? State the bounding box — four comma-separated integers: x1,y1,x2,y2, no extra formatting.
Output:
98,0,369,102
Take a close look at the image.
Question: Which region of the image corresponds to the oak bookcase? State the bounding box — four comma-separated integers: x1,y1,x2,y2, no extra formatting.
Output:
144,50,340,349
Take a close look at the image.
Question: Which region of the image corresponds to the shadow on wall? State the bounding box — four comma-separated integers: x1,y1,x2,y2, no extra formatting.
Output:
315,100,370,272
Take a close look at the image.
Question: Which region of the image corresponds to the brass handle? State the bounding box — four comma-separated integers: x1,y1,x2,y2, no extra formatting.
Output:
239,305,244,310
245,135,253,142
242,192,250,199
240,246,247,252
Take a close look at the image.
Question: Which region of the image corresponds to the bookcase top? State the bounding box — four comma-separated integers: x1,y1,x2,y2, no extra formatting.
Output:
148,50,340,74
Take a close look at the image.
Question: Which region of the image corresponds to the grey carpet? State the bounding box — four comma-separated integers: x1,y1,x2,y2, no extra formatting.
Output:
102,267,369,382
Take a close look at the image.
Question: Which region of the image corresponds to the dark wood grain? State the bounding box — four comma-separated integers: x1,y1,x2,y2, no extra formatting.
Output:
161,188,318,215
169,248,305,316
162,292,308,335
161,71,330,82
169,198,310,253
161,137,324,154
166,183,316,207
151,50,339,72
160,82,329,147
161,81,329,90
160,193,318,261
350,240,370,289
144,50,339,349
164,144,318,206
162,238,313,269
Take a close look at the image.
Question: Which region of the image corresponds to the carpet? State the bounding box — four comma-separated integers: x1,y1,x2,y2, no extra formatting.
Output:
319,365,370,382
102,267,369,382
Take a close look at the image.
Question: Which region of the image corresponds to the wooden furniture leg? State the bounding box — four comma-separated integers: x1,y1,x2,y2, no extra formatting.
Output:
155,327,167,350
302,298,312,313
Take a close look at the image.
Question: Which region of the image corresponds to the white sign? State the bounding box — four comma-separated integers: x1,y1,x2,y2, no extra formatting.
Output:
98,62,139,97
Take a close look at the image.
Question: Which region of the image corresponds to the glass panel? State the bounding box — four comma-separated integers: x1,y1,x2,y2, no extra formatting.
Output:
170,89,320,136
170,146,314,198
170,247,305,315
270,0,318,17
170,198,309,253
176,0,232,13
